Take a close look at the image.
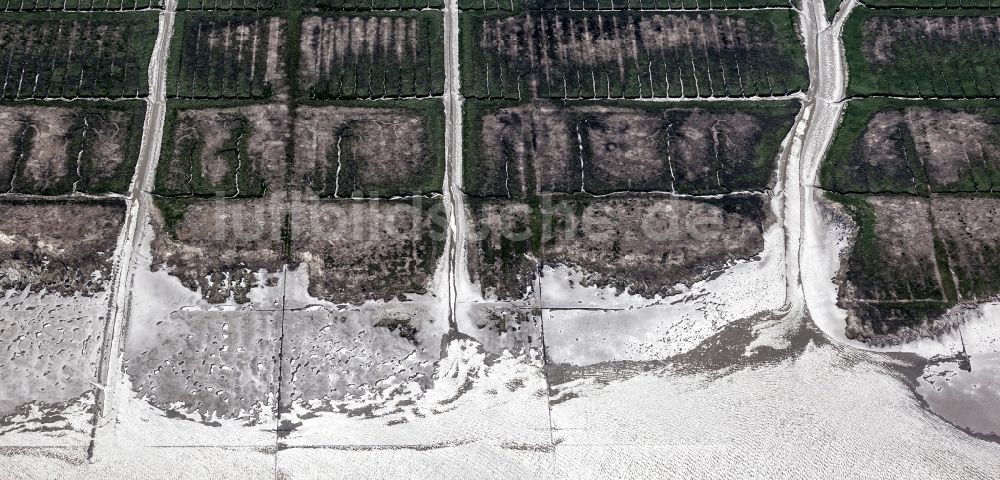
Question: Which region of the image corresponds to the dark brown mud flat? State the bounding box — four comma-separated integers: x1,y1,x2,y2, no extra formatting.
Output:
0,198,126,295
465,193,768,301
465,100,799,198
466,197,538,301
293,101,444,198
826,193,1000,345
156,103,290,198
0,103,146,195
822,100,1000,194
543,194,767,298
289,197,446,304
150,196,288,303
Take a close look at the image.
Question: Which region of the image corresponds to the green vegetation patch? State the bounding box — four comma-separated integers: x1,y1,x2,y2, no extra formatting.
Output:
0,12,158,99
860,0,995,7
822,98,1000,194
297,12,445,100
168,11,289,99
299,0,443,9
845,8,1000,97
1,0,163,10
463,99,800,199
457,0,791,11
460,10,808,99
176,0,287,9
824,0,840,22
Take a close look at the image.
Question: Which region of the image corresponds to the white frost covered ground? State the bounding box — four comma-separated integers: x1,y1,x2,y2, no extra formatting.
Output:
542,222,786,365
547,342,1000,479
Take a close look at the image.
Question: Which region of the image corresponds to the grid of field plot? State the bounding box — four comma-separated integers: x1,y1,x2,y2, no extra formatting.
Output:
0,101,146,195
149,0,449,384
460,10,808,99
0,0,163,11
821,98,1000,337
0,12,159,99
846,9,1000,97
300,0,444,9
298,12,445,99
457,0,791,10
0,5,153,452
168,12,289,98
459,0,805,302
176,0,287,8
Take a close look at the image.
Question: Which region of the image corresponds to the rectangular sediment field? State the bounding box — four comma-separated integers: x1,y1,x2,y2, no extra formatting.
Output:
299,0,444,9
0,0,163,11
826,193,956,338
466,193,770,301
155,100,291,197
297,12,445,99
457,0,791,10
463,99,799,197
822,99,1000,194
460,10,808,99
845,9,1000,97
0,101,146,195
857,0,996,7
822,97,1000,337
175,0,288,8
168,11,289,99
292,99,445,197
0,12,159,99
825,191,1000,338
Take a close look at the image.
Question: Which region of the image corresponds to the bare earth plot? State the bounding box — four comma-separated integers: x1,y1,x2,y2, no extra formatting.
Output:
464,99,799,197
155,102,289,197
461,10,808,99
823,99,1000,194
293,100,445,197
0,102,146,195
0,13,159,99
